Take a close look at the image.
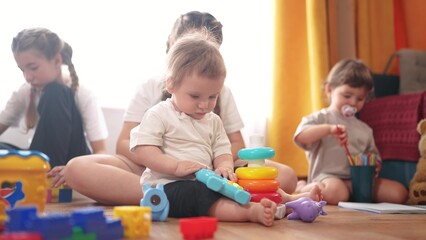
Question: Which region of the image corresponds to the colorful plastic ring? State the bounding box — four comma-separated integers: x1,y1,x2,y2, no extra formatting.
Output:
238,147,275,160
235,167,278,180
237,179,280,193
250,192,283,204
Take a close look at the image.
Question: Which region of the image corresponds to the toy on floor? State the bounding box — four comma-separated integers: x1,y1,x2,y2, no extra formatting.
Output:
236,167,281,203
46,188,73,203
2,206,123,240
0,202,5,232
1,182,24,208
0,150,50,213
46,178,73,203
71,207,123,240
408,119,426,205
237,142,286,219
195,169,251,205
140,183,169,221
179,217,217,240
236,147,283,204
0,232,43,239
114,206,152,238
285,197,327,223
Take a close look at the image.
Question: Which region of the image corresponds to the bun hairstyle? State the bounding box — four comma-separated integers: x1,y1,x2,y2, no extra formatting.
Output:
166,11,223,53
162,11,224,115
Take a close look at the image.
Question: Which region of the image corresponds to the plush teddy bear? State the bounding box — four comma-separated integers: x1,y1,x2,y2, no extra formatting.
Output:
408,119,426,205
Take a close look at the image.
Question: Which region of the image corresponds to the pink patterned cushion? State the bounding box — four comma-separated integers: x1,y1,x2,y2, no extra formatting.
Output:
358,92,424,162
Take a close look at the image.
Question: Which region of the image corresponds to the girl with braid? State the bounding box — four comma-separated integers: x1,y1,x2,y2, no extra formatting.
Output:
0,28,107,183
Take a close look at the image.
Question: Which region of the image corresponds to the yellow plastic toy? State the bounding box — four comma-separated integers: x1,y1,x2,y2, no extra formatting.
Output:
113,206,152,238
0,201,6,229
0,150,50,213
235,166,278,180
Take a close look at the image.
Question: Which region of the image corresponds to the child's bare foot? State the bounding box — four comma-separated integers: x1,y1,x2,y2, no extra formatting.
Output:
295,180,307,193
282,183,323,204
249,198,277,226
308,184,322,201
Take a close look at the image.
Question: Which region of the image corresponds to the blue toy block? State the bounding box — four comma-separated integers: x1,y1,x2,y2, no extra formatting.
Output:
5,206,37,231
27,214,73,240
4,206,123,240
195,169,251,205
6,206,73,240
97,218,124,240
140,183,169,221
71,208,107,233
58,188,73,203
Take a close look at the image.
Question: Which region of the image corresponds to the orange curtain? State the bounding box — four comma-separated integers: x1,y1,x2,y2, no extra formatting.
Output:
268,0,330,176
269,0,426,177
355,0,395,72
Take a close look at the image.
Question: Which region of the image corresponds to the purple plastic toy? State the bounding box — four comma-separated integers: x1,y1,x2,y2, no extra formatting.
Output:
285,197,327,223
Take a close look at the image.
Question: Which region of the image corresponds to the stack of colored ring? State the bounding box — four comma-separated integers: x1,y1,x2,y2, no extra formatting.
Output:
237,147,275,167
236,147,283,204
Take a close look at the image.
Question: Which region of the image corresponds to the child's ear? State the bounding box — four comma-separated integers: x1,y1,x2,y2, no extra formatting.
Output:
325,83,332,96
54,53,63,67
165,77,174,93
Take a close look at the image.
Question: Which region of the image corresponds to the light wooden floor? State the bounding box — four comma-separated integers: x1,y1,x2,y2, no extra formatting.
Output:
44,191,426,240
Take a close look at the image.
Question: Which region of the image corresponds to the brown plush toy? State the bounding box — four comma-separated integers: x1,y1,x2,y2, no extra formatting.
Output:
408,119,426,205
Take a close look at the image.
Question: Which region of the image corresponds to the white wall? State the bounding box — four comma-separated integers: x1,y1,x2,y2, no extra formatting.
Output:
0,0,274,145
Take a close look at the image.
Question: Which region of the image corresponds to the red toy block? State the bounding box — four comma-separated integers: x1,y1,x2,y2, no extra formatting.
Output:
0,232,42,240
46,189,52,203
179,217,217,240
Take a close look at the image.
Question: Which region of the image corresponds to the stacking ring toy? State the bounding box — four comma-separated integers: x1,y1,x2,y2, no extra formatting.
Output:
238,147,275,160
250,192,283,204
235,167,278,180
237,179,280,193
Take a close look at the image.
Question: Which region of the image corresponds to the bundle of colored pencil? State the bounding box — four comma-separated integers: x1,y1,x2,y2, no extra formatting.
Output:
349,153,377,166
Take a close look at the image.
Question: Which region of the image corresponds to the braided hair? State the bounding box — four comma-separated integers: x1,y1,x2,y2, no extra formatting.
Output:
11,28,79,129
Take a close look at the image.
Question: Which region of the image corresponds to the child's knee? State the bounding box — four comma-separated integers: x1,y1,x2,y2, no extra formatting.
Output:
389,184,408,204
323,190,349,205
63,157,84,182
321,180,350,205
375,179,409,204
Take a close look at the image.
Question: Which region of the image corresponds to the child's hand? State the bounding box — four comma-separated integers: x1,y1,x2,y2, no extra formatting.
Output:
174,160,208,177
47,165,67,188
215,167,237,182
331,124,348,146
374,160,382,178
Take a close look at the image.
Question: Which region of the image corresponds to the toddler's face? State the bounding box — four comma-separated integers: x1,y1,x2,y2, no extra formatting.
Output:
329,84,369,115
14,49,61,89
168,73,224,120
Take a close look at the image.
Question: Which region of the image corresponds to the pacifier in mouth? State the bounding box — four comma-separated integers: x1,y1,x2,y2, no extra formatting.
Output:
341,105,357,118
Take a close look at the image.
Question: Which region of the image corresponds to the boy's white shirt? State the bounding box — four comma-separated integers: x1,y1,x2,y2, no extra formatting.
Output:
130,99,232,186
